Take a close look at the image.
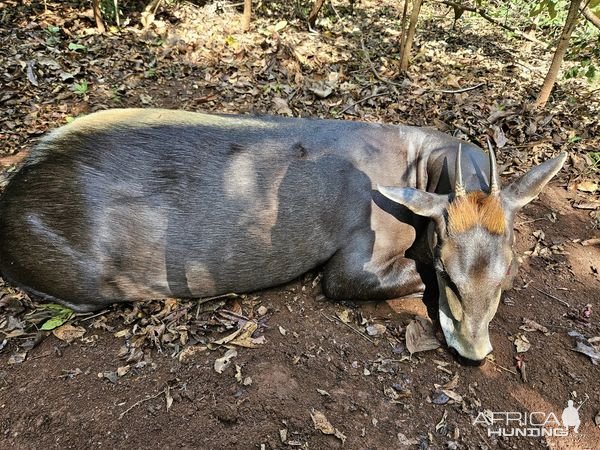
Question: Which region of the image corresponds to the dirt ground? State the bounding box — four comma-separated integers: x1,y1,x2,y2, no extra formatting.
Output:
1,1,599,449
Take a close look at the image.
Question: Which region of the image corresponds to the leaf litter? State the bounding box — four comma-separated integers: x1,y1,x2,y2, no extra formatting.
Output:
0,1,599,447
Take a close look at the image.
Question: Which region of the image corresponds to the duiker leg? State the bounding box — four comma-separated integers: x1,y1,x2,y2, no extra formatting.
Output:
321,234,425,301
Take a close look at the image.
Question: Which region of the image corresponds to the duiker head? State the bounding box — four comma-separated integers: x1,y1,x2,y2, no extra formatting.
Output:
379,144,566,365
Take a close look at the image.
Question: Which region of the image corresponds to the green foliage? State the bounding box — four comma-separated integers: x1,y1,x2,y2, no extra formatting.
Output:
39,304,74,330
589,151,600,168
486,1,600,84
565,59,598,82
72,80,89,95
68,42,87,52
44,25,61,46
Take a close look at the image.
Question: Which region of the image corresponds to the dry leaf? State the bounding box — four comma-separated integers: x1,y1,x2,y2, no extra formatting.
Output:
311,409,335,434
165,386,173,411
8,352,27,364
117,365,130,377
53,324,86,342
272,97,293,116
442,374,459,390
577,181,598,193
178,345,207,363
335,309,352,323
229,321,259,348
573,341,600,365
310,409,346,443
405,317,440,354
514,334,531,353
366,323,387,336
519,318,550,335
214,349,237,373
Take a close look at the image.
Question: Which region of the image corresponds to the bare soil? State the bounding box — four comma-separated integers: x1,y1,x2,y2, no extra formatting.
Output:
1,1,599,449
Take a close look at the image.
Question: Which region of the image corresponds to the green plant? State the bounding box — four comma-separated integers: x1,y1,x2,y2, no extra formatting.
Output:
72,80,89,95
44,25,61,46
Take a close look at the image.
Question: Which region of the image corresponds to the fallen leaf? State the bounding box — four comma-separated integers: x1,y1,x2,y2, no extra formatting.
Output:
514,334,531,353
278,325,287,336
398,432,419,446
366,323,387,336
310,409,346,443
335,309,352,323
442,373,459,390
272,97,293,116
214,348,237,373
178,345,207,363
39,304,74,330
165,386,173,411
573,341,600,365
26,61,38,86
519,318,550,335
98,371,118,383
577,181,598,193
442,389,463,403
8,352,27,364
52,324,86,342
117,365,130,377
229,321,259,348
309,84,333,99
405,317,440,354
311,409,335,434
435,409,448,433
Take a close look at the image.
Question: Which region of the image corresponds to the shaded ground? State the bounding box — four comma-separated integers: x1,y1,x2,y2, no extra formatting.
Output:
1,1,599,449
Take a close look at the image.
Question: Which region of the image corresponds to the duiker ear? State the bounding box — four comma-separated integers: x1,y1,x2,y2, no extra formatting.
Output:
501,152,567,210
377,186,448,219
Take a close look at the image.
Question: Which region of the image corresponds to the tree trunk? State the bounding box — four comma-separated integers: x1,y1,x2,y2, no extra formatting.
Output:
308,0,327,28
582,6,600,29
242,0,252,32
92,0,106,33
399,0,423,72
398,0,409,67
534,0,583,108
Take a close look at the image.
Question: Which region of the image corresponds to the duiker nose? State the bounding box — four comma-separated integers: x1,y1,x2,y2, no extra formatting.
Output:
449,348,487,367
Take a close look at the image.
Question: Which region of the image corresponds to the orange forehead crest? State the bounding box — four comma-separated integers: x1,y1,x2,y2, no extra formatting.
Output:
447,192,505,235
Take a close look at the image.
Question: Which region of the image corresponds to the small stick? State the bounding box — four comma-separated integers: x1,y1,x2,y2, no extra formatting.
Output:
531,286,570,308
488,359,518,375
119,388,166,419
323,312,376,344
338,92,388,115
515,217,547,226
218,309,250,322
78,309,110,322
360,38,403,89
439,82,485,94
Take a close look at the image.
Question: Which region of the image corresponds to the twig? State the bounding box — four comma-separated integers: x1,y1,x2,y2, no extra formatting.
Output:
488,359,518,376
439,1,551,49
218,309,250,322
78,309,111,322
515,217,547,226
338,92,389,115
119,388,166,419
360,38,403,90
531,286,570,308
322,312,376,344
439,82,485,94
